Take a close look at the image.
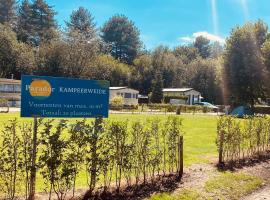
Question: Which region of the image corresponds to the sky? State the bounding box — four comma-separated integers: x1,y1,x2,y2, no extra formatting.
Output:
43,0,270,49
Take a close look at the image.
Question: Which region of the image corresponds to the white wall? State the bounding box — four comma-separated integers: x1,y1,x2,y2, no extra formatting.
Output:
184,90,201,105
110,88,139,105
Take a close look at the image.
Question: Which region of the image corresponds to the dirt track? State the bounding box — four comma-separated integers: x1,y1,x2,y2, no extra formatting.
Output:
242,160,270,200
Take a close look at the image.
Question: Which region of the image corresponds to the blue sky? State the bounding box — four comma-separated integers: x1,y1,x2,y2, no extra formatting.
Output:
44,0,270,49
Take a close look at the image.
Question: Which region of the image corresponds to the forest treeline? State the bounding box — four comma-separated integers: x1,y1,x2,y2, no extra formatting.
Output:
1,0,270,106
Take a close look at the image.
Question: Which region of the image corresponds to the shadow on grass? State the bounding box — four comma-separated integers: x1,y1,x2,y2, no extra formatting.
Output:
81,173,182,200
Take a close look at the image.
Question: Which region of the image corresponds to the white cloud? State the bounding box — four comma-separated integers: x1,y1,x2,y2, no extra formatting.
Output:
178,31,225,45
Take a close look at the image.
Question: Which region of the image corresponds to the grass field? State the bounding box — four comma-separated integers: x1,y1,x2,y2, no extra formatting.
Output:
0,112,218,192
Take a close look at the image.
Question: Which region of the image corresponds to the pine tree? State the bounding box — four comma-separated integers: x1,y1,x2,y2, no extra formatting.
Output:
66,7,96,40
150,72,164,103
30,0,57,45
17,0,33,43
194,36,211,58
0,0,17,27
101,15,141,64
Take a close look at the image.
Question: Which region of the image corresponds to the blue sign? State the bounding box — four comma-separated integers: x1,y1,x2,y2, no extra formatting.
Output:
21,75,109,118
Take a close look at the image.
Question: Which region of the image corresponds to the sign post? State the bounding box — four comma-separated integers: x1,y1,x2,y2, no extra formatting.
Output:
21,75,109,200
29,117,37,200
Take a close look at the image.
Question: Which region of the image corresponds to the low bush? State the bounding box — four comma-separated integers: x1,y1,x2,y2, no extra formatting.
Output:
217,116,270,164
148,103,214,113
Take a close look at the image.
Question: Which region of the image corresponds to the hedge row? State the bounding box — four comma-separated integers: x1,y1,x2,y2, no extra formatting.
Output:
217,116,270,164
147,104,215,113
0,116,183,200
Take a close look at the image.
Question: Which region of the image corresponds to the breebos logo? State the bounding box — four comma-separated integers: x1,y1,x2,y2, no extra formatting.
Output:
26,79,54,100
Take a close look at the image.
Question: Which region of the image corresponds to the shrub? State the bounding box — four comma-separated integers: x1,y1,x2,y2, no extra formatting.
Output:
217,116,270,164
110,96,124,110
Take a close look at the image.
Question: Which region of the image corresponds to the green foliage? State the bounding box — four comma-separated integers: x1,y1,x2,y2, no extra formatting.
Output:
173,46,199,64
0,119,21,200
110,95,124,110
16,0,32,43
0,98,8,106
147,103,214,113
217,116,270,163
66,7,96,40
92,54,130,86
0,0,16,27
150,72,164,103
194,36,211,58
19,122,33,200
205,172,263,200
223,20,268,107
101,14,141,64
29,0,57,46
187,58,222,103
39,120,75,200
0,24,36,79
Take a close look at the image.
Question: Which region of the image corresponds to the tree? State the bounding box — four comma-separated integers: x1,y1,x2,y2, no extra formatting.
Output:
152,46,185,88
150,72,164,103
130,54,153,95
0,24,36,79
30,0,57,45
0,0,16,27
194,36,211,58
37,40,68,76
173,46,199,64
66,7,96,40
101,15,141,64
262,38,270,96
223,21,268,108
210,41,223,58
16,0,33,43
187,58,222,103
91,54,130,86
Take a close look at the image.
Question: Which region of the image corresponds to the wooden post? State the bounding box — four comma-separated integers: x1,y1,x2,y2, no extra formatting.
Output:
178,136,183,179
28,117,38,200
218,130,224,165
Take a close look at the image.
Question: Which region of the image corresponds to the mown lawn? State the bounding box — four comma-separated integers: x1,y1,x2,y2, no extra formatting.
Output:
0,112,218,192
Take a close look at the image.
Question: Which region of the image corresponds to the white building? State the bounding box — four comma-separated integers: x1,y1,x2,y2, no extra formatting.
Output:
110,87,139,105
163,88,201,105
0,78,21,107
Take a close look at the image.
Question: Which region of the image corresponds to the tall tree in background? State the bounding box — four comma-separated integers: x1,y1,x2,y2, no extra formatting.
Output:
194,36,211,58
17,0,32,43
223,21,268,108
130,54,153,95
0,25,36,79
0,0,16,27
150,72,164,103
30,0,57,46
187,58,221,103
101,15,141,64
173,46,199,64
66,7,96,40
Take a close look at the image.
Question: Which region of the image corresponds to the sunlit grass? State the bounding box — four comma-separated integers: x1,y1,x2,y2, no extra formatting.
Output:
205,172,263,200
0,112,218,192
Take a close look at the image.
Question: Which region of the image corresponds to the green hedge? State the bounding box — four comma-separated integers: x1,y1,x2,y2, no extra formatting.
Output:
217,116,270,164
147,103,214,113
